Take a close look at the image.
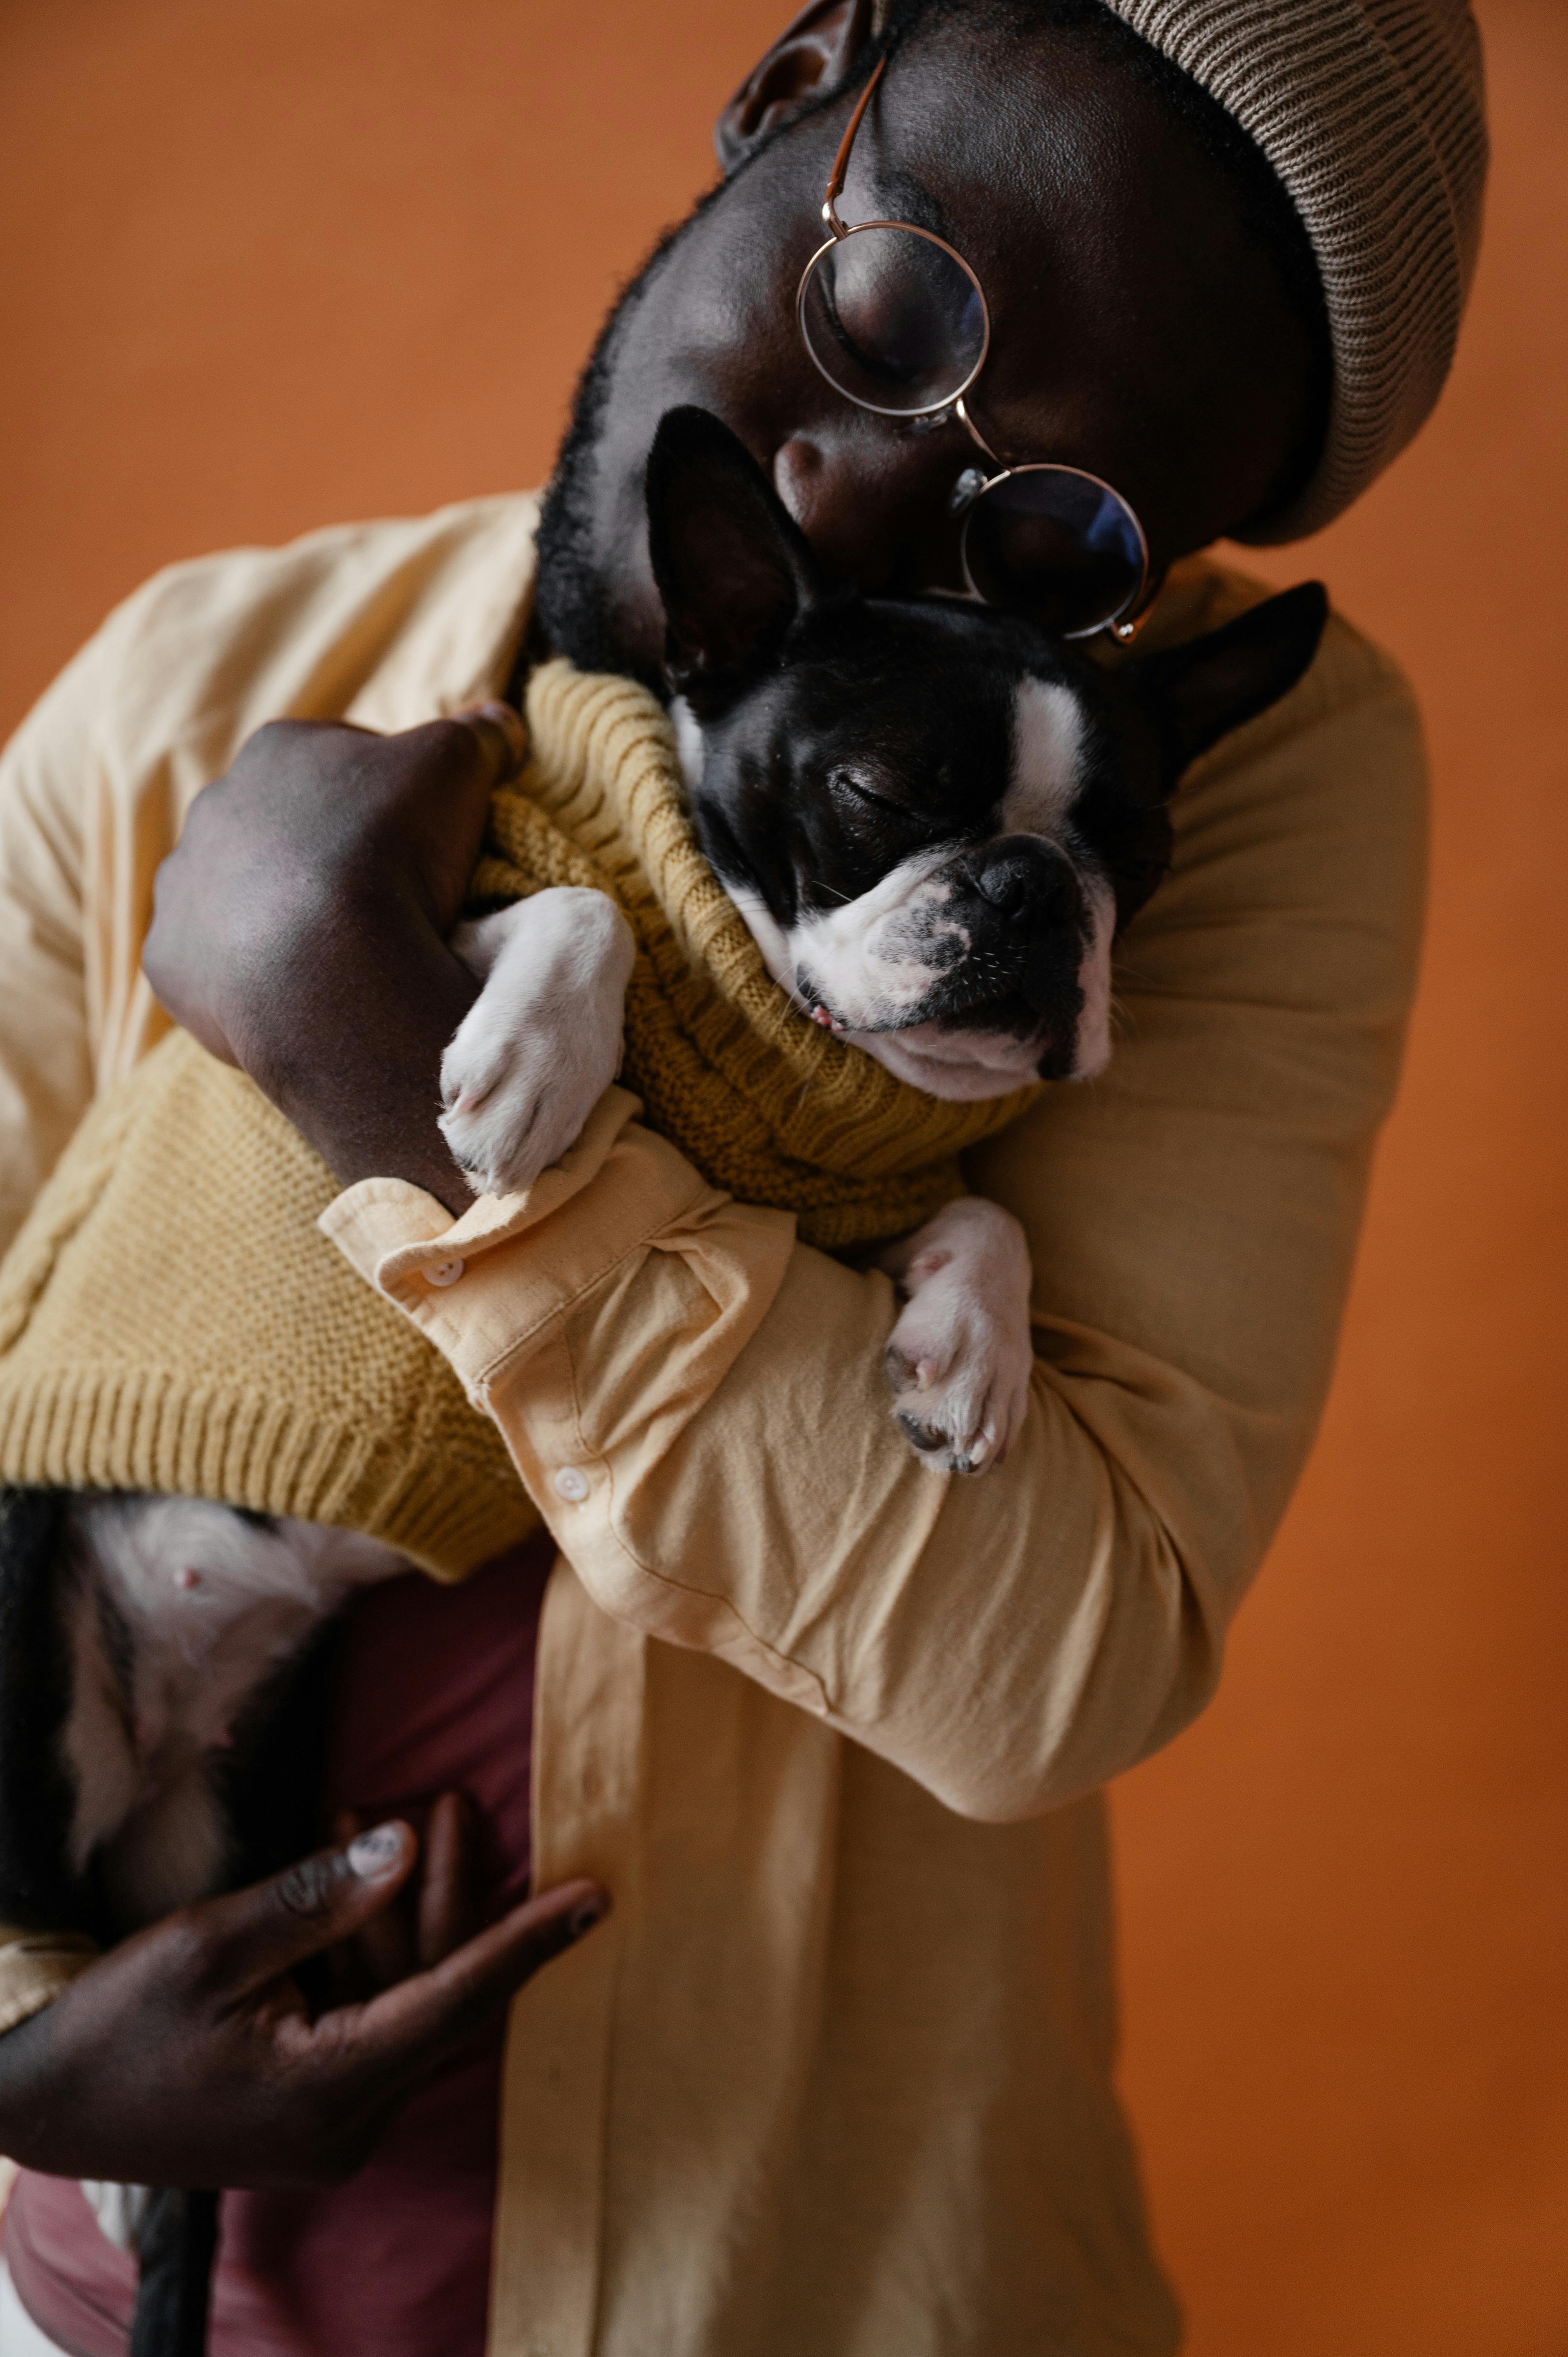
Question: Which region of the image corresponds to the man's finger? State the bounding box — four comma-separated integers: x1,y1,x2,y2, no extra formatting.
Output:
451,700,529,784
192,1823,419,1999
417,1790,477,1969
341,1878,609,2081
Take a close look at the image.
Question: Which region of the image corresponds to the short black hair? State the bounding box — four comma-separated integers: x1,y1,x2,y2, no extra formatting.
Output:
880,0,1332,526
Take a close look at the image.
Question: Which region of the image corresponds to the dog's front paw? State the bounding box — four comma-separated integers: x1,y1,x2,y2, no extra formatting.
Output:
439,887,634,1198
438,1019,605,1200
880,1198,1034,1475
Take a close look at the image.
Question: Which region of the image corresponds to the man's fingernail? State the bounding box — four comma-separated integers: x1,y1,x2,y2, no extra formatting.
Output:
569,1895,610,1938
347,1824,404,1878
457,700,529,781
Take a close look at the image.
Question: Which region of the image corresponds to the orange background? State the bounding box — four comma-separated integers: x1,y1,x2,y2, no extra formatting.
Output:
1,2,1563,2348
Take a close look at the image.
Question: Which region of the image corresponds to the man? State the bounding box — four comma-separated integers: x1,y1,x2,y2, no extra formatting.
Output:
0,0,1485,2350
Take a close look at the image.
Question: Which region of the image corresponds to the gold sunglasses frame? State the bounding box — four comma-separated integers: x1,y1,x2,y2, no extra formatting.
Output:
794,53,1151,643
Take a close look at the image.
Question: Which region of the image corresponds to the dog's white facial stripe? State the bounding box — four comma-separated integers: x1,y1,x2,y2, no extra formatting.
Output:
671,695,705,798
1072,876,1116,1080
1001,677,1087,838
1003,679,1111,1082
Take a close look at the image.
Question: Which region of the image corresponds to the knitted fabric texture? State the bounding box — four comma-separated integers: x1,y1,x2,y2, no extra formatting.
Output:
0,659,1037,1564
0,1035,537,1581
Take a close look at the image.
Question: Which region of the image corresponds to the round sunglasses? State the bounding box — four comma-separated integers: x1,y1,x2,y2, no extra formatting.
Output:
795,54,1151,642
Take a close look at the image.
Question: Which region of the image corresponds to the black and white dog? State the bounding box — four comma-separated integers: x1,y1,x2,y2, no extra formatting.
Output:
439,406,1326,1474
0,405,1323,2341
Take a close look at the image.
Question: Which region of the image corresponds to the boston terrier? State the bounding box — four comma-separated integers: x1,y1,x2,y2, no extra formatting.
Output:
0,405,1324,2347
439,406,1327,1472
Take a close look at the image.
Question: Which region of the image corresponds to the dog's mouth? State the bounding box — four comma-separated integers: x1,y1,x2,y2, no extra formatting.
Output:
798,961,1083,1086
802,950,1044,1036
791,890,1115,1095
844,1016,1053,1100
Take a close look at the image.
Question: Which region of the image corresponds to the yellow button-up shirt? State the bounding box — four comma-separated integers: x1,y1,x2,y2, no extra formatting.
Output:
0,494,1425,2355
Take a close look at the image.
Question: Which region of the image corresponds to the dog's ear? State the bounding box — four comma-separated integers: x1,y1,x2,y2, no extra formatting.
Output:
646,406,831,709
1130,582,1329,777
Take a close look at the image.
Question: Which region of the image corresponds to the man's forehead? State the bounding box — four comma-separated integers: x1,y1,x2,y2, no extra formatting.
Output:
830,23,1220,290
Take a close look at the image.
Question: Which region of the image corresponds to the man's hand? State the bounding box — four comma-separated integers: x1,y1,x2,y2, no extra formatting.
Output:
0,1819,606,2190
142,706,528,1211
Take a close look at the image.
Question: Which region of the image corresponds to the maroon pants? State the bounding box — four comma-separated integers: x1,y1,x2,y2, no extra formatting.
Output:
4,1535,550,2357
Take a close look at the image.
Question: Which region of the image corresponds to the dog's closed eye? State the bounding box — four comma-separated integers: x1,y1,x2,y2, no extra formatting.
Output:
827,769,939,836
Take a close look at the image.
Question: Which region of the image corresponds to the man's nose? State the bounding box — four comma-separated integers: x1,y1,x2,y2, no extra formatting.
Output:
773,422,965,594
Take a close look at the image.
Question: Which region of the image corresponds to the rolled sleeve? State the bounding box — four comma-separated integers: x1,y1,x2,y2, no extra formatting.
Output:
322,1084,819,1679
321,1083,793,1401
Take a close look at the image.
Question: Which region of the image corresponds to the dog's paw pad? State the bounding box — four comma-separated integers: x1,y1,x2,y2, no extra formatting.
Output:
894,1407,945,1455
885,1343,949,1397
893,1400,995,1476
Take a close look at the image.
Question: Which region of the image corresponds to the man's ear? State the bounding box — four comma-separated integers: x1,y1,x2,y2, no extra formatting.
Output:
714,0,879,173
645,406,832,705
1131,582,1329,775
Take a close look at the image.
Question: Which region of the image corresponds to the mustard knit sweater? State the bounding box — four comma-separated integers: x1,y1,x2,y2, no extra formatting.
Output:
0,661,1037,1575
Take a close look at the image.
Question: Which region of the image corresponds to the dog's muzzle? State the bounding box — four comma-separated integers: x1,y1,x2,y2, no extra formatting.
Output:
800,835,1089,1058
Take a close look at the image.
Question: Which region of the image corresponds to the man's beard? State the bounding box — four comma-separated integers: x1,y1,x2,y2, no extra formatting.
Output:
531,291,641,685
532,217,697,696
530,71,856,694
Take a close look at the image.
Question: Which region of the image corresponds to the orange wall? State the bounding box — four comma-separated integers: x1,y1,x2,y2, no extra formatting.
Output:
2,4,1564,2350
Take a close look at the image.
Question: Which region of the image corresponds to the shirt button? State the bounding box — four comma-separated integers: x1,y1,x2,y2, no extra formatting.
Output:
553,1465,591,1504
423,1257,465,1288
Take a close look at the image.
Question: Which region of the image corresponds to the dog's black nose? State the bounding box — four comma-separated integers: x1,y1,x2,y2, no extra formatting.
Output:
970,837,1079,931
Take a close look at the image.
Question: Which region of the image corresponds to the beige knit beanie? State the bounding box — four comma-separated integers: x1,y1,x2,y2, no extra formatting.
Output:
882,0,1489,539
1100,0,1488,540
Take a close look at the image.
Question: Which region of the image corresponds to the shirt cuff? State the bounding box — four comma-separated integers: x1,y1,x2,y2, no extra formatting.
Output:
318,1083,726,1399
0,1928,98,2037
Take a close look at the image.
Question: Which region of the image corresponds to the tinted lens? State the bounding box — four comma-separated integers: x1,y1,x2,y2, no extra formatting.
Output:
962,466,1146,636
798,224,986,416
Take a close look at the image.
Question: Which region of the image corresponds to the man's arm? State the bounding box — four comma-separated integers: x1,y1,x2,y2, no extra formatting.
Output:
0,630,112,1253
0,502,572,2134
0,493,543,1251
150,608,1425,1823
